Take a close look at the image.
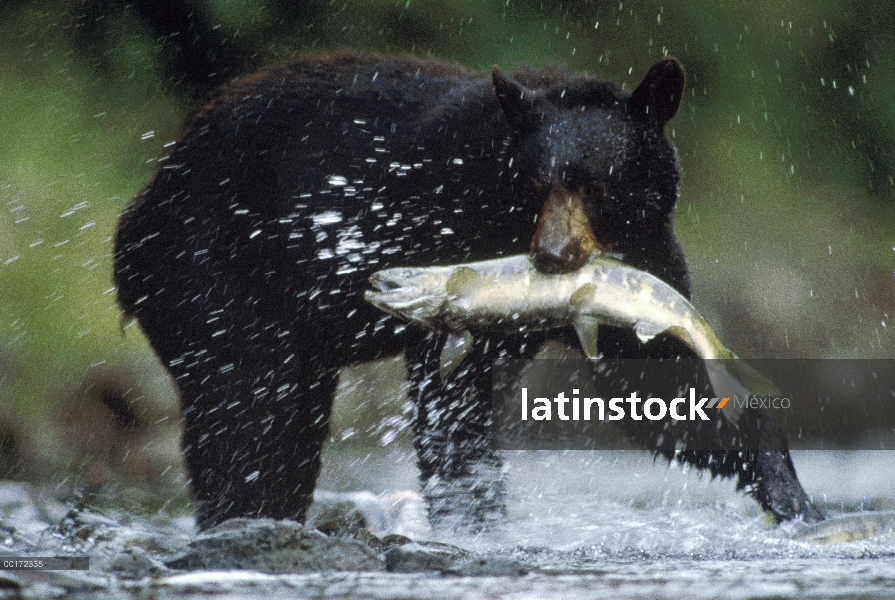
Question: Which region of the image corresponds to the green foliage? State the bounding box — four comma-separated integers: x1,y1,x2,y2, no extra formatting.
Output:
0,0,893,482
0,3,183,433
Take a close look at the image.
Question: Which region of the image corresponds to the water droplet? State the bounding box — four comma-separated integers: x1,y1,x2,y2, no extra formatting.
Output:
311,211,344,226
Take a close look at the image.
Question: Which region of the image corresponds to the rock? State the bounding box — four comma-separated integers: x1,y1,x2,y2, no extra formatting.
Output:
108,546,170,579
308,500,370,537
164,518,384,573
379,533,413,545
304,489,431,538
384,540,483,574
384,545,454,573
0,573,23,593
308,490,392,535
384,543,527,576
445,557,528,577
51,508,119,547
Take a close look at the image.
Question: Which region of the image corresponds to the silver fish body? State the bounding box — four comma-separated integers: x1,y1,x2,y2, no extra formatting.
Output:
792,510,895,544
366,253,727,358
365,253,775,407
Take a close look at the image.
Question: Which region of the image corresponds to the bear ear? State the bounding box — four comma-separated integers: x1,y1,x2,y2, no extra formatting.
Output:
629,57,685,127
492,67,537,129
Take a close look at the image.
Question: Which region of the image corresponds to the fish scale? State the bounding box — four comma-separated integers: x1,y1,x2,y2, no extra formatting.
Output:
365,252,781,422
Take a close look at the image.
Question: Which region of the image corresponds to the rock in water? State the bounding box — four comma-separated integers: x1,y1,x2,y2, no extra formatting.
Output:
165,518,385,572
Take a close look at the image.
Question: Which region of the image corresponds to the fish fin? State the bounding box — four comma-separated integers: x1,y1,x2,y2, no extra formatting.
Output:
573,316,601,359
569,282,597,307
729,359,780,397
570,284,600,358
704,356,779,424
440,330,474,379
446,267,480,296
599,251,626,262
634,320,667,343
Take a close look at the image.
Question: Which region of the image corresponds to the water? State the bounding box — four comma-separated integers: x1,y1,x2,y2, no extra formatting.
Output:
319,449,895,598
3,450,895,599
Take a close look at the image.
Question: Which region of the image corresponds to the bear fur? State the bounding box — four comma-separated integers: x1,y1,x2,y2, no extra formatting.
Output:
114,51,822,529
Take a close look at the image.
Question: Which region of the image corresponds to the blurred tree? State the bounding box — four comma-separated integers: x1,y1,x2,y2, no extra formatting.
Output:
69,0,330,103
798,5,895,199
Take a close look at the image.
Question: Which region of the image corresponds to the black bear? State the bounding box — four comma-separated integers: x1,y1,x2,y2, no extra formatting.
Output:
114,51,823,530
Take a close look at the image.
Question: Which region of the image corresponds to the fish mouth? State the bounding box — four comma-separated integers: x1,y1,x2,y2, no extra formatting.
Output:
369,272,405,294
364,273,431,310
365,273,416,308
365,272,443,324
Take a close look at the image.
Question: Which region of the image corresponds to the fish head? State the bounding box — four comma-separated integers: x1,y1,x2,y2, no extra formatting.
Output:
364,266,451,327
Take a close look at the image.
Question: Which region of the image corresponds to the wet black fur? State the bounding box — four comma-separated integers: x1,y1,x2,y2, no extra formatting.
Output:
114,51,822,529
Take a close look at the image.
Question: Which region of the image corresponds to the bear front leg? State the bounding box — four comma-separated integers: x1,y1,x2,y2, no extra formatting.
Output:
731,407,825,523
406,331,505,531
405,330,543,531
669,401,825,523
664,406,825,523
604,329,824,523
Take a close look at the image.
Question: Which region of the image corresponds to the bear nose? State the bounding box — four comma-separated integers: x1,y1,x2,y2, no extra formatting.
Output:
531,249,568,274
530,187,600,274
531,243,590,274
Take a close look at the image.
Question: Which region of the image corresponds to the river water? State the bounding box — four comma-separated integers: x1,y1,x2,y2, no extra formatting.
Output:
3,450,895,599
317,448,895,598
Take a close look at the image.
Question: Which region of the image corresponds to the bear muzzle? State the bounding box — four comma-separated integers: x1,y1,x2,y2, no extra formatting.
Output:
530,187,603,274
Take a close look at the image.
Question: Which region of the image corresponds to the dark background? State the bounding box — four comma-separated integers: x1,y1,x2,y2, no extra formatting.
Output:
0,0,892,498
